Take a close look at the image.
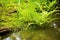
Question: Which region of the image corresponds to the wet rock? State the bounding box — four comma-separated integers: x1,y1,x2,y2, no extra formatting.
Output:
0,27,12,36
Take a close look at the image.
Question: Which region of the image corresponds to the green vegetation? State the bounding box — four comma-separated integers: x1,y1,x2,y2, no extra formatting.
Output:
0,0,58,30
0,0,60,40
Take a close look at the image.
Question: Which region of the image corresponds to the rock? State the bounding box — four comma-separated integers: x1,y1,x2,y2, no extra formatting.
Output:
0,27,12,36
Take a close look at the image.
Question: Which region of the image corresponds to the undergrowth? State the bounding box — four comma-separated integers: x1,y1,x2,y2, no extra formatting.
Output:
0,0,59,30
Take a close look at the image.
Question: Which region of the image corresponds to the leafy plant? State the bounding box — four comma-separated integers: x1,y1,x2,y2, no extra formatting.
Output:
19,0,58,30
0,0,59,30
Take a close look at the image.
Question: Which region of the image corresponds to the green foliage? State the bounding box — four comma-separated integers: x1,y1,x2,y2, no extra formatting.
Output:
19,0,58,30
0,0,58,30
0,0,19,28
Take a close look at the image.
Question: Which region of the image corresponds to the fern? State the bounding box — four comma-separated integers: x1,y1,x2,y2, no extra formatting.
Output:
0,0,58,30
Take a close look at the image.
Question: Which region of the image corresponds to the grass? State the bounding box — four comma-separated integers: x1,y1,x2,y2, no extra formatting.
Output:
0,0,59,30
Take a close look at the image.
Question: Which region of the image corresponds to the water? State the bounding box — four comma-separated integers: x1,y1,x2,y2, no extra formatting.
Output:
3,37,10,40
0,27,60,40
3,32,21,40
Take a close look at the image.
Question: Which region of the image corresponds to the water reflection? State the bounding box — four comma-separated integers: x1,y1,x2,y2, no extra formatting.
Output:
16,36,21,40
3,32,21,40
3,37,10,40
1,27,60,40
12,33,21,40
53,23,57,29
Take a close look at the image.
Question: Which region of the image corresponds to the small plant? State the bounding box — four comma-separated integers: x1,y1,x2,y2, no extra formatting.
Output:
0,0,59,30
19,0,58,30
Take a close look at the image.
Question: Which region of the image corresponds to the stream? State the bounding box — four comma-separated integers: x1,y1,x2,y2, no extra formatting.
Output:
2,32,21,40
0,27,60,40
